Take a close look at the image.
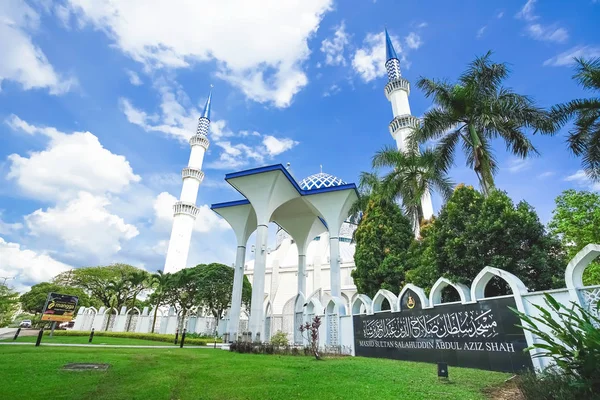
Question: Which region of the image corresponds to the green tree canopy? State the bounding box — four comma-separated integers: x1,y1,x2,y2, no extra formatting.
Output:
548,189,600,285
195,263,252,321
412,52,553,196
163,267,204,330
53,264,147,309
0,285,19,327
551,58,600,181
19,282,98,315
407,185,565,296
351,196,414,297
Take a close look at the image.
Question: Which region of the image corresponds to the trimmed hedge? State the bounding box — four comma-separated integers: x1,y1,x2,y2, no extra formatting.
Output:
42,330,207,346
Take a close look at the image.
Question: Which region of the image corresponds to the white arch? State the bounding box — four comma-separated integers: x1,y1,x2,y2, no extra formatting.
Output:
340,292,351,315
470,266,528,302
371,289,398,313
351,294,373,315
397,284,429,310
265,301,273,317
125,307,141,316
305,296,324,316
565,244,600,290
326,296,347,316
429,277,471,305
294,292,306,313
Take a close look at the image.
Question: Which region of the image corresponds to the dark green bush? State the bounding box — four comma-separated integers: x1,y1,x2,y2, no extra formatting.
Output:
511,293,600,394
42,330,207,345
517,370,600,400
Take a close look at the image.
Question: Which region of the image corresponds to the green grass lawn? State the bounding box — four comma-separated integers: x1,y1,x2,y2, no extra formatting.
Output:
0,346,509,400
4,335,182,346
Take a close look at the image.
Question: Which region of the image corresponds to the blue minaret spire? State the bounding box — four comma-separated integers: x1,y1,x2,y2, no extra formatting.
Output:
196,86,212,136
201,88,212,120
384,29,402,81
385,28,398,61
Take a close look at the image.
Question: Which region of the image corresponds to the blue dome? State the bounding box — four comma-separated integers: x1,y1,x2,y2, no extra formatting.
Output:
299,172,346,190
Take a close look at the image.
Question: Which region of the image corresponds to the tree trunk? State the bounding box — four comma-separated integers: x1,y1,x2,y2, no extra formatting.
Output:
125,294,136,332
151,295,161,333
468,124,494,196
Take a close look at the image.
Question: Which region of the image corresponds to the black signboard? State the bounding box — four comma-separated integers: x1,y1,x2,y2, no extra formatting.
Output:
41,292,79,322
353,296,532,373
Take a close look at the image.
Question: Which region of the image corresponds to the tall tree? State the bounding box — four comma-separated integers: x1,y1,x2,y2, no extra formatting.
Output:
412,51,553,196
351,196,414,297
410,185,565,295
371,146,453,235
551,57,600,181
124,270,150,331
195,263,252,325
348,171,391,224
19,282,97,315
0,285,19,327
163,267,204,331
149,270,171,333
548,189,600,285
54,264,143,308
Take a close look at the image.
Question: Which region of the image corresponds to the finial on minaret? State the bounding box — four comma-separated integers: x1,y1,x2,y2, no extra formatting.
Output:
320,164,323,174
384,29,402,82
201,86,213,120
385,28,398,61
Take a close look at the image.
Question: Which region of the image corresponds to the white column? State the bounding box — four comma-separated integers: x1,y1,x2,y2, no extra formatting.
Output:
297,254,307,296
249,224,269,341
329,236,341,298
228,245,246,339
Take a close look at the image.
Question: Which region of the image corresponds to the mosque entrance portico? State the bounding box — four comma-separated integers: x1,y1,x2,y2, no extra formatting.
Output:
211,164,357,342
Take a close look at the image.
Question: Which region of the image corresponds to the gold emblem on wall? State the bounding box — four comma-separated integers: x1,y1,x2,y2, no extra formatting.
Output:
407,294,415,309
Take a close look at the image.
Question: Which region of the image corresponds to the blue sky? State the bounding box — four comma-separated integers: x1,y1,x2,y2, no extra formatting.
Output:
0,0,599,291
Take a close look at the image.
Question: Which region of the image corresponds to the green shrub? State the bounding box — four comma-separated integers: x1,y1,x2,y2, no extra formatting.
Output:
42,330,207,346
511,293,600,394
517,370,600,400
269,331,288,347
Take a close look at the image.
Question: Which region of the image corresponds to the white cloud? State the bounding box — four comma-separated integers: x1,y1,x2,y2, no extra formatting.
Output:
404,32,422,49
417,22,428,29
515,0,568,43
120,88,298,169
0,0,75,94
476,26,487,39
506,158,531,173
565,170,600,191
497,11,504,19
153,192,229,233
352,31,404,82
65,0,333,107
263,135,299,156
537,171,555,179
323,84,341,97
0,237,72,288
6,115,140,201
0,212,23,235
320,21,350,66
526,24,568,43
515,0,538,21
126,69,142,85
25,192,139,258
544,46,600,67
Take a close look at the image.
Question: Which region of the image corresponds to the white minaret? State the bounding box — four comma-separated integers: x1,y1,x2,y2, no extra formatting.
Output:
163,90,212,274
383,29,434,225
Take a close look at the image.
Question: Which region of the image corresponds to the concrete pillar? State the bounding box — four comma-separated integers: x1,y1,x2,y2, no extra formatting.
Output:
249,224,269,341
329,236,341,298
297,254,307,297
228,245,246,339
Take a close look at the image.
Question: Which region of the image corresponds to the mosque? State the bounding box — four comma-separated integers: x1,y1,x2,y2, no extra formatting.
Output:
163,30,433,342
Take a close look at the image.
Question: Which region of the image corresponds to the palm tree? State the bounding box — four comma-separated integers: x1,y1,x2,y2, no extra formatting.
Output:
124,270,149,331
411,51,553,196
551,57,600,181
348,171,393,224
150,270,171,334
371,146,453,236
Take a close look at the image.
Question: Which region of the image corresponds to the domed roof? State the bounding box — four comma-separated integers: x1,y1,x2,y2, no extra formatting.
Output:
299,172,346,191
